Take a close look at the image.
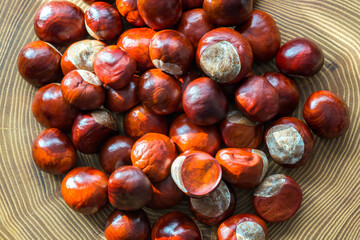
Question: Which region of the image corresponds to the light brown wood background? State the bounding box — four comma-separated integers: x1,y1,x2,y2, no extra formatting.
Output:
1,0,360,239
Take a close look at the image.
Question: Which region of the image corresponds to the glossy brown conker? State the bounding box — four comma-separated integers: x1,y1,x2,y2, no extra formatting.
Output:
61,167,108,214
32,128,76,175
117,27,156,72
85,2,123,42
108,165,153,211
203,0,253,26
149,30,194,76
131,133,177,182
276,38,324,77
71,110,118,154
34,1,86,45
263,72,300,116
61,40,106,75
235,75,280,122
94,45,137,90
215,148,268,189
171,150,222,198
236,9,281,62
138,69,181,115
105,75,140,113
124,105,169,140
151,212,202,240
253,174,302,222
100,135,134,174
137,0,183,30
265,117,314,168
183,77,228,126
169,114,221,156
32,83,79,132
217,213,268,240
105,209,150,240
189,181,236,226
176,9,215,50
116,0,145,27
61,70,105,110
196,28,253,85
303,90,350,138
17,41,62,87
220,110,264,149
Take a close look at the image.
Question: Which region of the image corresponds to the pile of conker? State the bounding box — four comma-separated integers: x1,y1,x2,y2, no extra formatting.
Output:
18,0,350,239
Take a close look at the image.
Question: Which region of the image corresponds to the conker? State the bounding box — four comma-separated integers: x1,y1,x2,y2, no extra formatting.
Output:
138,69,181,115
175,70,200,112
253,174,302,222
137,0,183,30
116,0,145,27
151,212,202,240
94,45,137,90
303,90,350,138
176,9,215,50
236,9,281,62
105,75,140,113
108,165,153,210
32,83,79,132
183,77,228,126
117,27,156,72
61,40,106,75
61,167,108,214
189,181,236,226
149,30,194,76
105,209,150,240
71,110,118,154
220,110,264,149
34,1,85,45
131,133,177,182
148,175,184,210
235,75,280,122
100,135,134,174
169,114,221,156
85,2,123,42
17,41,62,87
263,72,300,116
203,0,253,26
32,128,76,175
265,117,314,168
196,28,253,85
171,150,222,198
124,105,169,140
61,70,105,110
215,148,269,189
276,38,324,77
218,213,268,240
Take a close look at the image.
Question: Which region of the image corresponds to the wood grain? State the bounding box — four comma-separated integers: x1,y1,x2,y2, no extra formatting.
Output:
1,0,360,239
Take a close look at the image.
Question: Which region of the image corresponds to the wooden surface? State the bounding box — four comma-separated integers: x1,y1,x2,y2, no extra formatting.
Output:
1,0,360,239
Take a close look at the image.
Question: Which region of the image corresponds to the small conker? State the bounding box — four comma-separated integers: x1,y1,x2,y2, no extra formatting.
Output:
17,41,62,87
183,77,228,126
131,133,177,182
85,2,123,42
61,167,108,214
265,117,314,168
303,90,350,138
171,150,222,198
108,165,153,211
116,0,145,27
151,212,202,240
253,174,302,222
32,128,76,175
124,105,169,140
276,38,324,77
100,135,134,174
71,110,118,154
